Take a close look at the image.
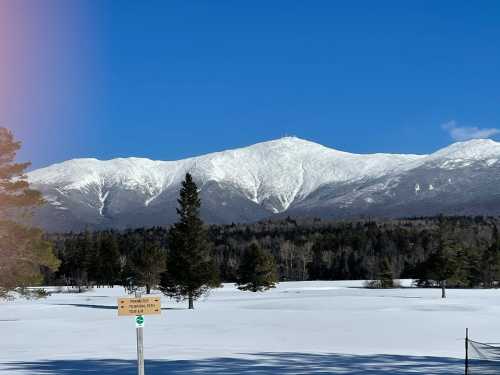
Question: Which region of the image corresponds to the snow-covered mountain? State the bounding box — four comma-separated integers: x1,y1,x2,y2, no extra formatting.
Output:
27,137,500,231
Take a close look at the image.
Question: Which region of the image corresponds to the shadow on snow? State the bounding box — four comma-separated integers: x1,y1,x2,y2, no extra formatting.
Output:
53,304,184,311
5,352,466,374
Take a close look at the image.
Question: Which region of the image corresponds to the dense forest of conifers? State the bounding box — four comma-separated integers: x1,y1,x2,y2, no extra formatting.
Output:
44,215,500,290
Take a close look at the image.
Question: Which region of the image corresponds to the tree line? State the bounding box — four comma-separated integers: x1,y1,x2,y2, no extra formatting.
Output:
47,212,500,299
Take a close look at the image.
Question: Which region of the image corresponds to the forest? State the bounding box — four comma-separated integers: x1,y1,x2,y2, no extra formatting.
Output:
44,215,500,291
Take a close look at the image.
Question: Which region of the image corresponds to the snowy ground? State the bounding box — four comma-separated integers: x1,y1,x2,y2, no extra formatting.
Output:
1,281,499,374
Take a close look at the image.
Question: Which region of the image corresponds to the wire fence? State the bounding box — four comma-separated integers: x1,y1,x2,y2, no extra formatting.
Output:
467,337,500,374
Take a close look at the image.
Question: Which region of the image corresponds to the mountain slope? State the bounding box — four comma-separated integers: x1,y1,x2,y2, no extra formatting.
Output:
27,137,500,231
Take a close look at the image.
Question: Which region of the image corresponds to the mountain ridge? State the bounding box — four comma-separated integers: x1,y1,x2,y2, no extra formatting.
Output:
27,137,500,231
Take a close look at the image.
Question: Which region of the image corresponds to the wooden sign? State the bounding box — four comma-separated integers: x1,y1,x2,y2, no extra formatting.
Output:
117,296,161,316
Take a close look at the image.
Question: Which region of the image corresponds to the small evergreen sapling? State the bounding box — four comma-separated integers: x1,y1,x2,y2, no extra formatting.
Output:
236,243,278,292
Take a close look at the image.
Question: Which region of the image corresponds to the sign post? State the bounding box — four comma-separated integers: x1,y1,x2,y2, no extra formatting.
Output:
137,316,144,375
118,294,161,375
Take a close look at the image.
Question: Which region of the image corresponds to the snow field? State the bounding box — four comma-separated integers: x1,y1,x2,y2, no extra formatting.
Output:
1,280,499,374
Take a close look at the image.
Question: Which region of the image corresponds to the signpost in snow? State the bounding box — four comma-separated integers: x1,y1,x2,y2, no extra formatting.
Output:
118,294,161,375
118,296,161,316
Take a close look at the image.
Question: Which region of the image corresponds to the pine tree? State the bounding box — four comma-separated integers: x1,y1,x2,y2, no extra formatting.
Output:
70,233,91,291
378,257,394,288
236,243,278,292
99,232,121,287
159,173,219,309
428,218,458,298
481,225,500,288
131,234,166,294
0,128,60,298
85,232,102,287
464,247,482,288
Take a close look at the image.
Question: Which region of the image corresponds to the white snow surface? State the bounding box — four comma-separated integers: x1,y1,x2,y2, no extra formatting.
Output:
27,137,500,213
1,281,498,374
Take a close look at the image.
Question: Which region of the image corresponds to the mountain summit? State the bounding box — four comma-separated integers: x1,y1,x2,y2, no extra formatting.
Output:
28,137,500,231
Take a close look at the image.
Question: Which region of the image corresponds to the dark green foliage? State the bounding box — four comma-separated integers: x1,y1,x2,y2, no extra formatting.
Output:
98,232,121,287
0,128,59,298
159,174,219,309
237,243,278,292
481,225,500,288
130,237,166,294
85,232,100,285
378,257,394,288
431,219,458,279
416,218,459,297
46,216,500,292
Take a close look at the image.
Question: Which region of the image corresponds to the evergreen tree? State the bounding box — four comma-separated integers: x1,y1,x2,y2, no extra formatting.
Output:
236,243,278,292
99,232,121,287
159,173,219,309
70,234,90,291
308,245,325,280
481,225,500,288
427,218,458,298
378,257,394,288
464,247,482,288
85,232,102,287
131,235,166,294
449,246,470,288
0,128,59,298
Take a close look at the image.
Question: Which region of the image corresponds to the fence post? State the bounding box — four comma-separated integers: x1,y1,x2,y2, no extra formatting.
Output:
465,328,469,375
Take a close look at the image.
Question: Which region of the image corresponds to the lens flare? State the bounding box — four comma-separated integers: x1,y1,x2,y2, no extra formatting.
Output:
0,1,102,167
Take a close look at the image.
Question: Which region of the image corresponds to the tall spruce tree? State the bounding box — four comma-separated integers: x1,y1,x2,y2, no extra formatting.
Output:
159,173,219,309
236,243,278,292
0,128,60,298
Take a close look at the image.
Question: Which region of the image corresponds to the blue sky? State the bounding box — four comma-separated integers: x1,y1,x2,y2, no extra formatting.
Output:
4,1,500,168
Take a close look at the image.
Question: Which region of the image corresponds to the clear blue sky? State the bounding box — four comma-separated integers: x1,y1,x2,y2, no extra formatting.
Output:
3,1,500,168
